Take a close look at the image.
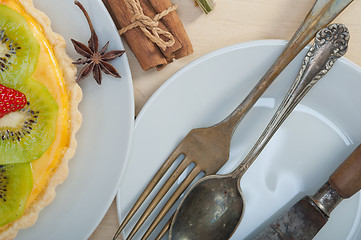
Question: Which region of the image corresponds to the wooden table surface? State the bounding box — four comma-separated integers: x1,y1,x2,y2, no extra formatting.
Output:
89,0,361,239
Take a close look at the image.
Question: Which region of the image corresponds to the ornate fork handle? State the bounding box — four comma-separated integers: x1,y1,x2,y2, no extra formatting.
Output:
218,1,353,134
233,23,349,178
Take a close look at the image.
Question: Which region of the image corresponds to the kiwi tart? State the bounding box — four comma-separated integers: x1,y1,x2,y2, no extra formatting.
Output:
0,0,82,239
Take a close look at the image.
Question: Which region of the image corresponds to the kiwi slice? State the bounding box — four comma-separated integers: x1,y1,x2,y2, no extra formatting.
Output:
0,78,58,164
0,163,33,227
0,4,40,88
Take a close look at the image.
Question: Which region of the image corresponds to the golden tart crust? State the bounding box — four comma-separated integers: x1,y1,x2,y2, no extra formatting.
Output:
0,0,82,239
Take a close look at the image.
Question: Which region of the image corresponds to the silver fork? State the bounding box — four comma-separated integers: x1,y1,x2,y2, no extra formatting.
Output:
114,1,354,239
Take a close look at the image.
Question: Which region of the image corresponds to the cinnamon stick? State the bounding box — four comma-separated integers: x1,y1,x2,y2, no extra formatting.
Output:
139,0,182,60
103,0,167,70
149,0,193,58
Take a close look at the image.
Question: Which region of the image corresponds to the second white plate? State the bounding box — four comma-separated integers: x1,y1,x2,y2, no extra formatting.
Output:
117,40,361,239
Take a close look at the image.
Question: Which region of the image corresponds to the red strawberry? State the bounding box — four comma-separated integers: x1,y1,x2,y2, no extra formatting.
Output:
0,84,27,118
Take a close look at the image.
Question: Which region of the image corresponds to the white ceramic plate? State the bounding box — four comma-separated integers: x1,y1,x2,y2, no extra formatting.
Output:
15,1,134,239
116,40,361,239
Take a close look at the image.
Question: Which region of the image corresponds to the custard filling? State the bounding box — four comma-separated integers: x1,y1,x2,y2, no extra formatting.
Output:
0,0,71,207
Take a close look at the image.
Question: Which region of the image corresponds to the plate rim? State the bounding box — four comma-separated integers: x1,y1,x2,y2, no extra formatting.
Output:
78,0,135,238
84,0,135,238
14,0,135,239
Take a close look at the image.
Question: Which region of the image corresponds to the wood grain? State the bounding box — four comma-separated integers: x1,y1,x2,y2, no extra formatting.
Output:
88,201,120,239
330,144,361,199
90,0,361,239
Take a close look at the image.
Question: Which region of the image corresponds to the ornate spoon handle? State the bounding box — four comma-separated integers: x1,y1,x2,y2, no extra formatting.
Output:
232,24,349,178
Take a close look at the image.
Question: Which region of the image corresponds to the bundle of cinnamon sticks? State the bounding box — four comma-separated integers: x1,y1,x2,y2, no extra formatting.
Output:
103,0,193,71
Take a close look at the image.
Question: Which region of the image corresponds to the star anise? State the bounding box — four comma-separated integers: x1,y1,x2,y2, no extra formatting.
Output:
71,1,125,85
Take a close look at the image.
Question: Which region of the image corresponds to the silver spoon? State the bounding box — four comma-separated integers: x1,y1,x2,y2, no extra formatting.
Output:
169,23,349,240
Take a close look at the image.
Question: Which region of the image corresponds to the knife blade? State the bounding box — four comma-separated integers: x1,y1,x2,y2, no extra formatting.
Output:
253,144,361,240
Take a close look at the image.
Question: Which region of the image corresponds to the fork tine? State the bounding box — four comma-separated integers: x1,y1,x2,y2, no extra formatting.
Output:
113,147,182,240
155,218,172,240
126,157,193,239
142,166,201,239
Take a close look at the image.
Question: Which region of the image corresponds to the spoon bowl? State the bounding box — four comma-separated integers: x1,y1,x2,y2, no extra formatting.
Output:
169,23,349,240
171,175,243,240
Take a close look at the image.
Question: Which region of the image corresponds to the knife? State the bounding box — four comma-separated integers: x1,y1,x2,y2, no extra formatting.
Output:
253,143,361,240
